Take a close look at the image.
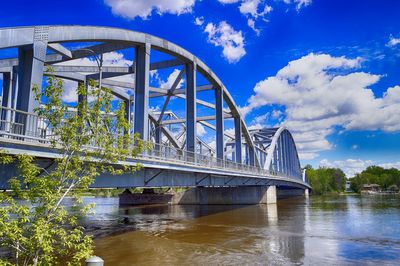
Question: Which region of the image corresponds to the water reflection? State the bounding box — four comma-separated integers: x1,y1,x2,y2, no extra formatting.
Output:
85,196,400,265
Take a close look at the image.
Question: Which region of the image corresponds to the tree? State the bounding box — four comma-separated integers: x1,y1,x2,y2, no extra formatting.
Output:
328,168,346,191
0,74,144,265
350,166,400,193
306,167,346,195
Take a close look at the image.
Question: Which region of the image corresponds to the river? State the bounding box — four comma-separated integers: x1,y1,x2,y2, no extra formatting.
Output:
83,195,400,265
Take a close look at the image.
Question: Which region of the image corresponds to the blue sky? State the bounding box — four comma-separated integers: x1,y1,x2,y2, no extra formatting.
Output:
0,0,399,176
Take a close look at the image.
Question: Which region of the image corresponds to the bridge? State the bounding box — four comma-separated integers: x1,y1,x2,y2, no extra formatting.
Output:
0,26,310,204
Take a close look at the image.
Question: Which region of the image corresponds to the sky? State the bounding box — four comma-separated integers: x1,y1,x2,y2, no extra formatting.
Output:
0,0,399,177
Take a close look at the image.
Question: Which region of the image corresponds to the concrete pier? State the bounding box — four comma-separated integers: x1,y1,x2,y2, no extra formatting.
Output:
276,187,307,199
119,189,173,205
171,186,277,205
119,186,278,205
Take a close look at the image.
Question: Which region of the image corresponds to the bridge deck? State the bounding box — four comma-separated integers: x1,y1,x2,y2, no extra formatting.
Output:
0,108,310,189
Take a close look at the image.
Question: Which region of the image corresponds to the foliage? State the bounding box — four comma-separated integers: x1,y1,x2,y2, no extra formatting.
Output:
350,166,400,193
0,74,144,265
306,166,346,195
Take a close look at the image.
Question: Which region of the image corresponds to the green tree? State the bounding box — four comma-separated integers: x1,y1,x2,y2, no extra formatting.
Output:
306,167,346,195
0,74,144,265
350,166,400,193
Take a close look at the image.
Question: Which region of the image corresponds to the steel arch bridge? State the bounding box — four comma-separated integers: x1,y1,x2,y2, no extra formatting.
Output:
0,25,310,191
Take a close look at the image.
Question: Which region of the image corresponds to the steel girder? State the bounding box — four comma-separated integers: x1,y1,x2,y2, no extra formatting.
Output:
0,25,261,167
248,127,302,180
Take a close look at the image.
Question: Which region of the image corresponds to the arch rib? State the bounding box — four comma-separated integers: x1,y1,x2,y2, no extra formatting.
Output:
0,25,263,167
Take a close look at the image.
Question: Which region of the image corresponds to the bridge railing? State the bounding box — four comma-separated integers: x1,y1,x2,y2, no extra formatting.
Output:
0,107,55,142
0,107,300,179
141,141,267,175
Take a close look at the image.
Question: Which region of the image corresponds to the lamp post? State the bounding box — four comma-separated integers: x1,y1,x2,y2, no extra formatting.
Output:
75,48,103,90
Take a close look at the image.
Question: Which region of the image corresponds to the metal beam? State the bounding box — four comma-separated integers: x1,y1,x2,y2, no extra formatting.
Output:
0,56,181,73
149,84,213,98
150,59,182,70
234,116,242,164
185,62,196,153
215,87,224,160
47,41,134,64
148,112,181,149
86,71,131,80
0,58,18,68
134,44,150,140
47,43,72,58
158,68,185,123
1,72,13,131
17,37,47,113
198,121,235,139
48,72,130,100
175,94,216,110
160,115,232,125
50,65,133,73
0,67,12,73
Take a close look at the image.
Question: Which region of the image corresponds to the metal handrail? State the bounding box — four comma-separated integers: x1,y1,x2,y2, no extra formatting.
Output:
0,107,304,181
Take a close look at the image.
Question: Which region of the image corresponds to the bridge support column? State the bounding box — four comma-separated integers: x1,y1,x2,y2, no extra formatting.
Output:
304,188,309,197
215,87,224,162
248,146,255,166
155,126,162,148
185,62,197,155
1,72,12,131
134,43,150,141
234,116,242,164
266,185,277,204
172,185,277,205
17,31,48,113
2,72,12,109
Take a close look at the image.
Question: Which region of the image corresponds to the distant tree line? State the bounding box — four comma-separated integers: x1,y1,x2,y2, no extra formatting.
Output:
350,166,400,193
305,165,346,195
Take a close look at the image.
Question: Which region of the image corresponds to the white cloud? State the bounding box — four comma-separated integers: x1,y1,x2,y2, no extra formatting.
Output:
239,0,260,17
216,0,308,34
283,0,312,10
271,110,282,119
216,0,273,34
247,18,260,36
351,144,358,150
252,113,268,124
218,0,240,4
204,21,246,63
207,140,216,150
197,123,206,137
194,16,204,26
320,158,400,177
242,53,400,159
159,69,185,90
387,35,400,47
379,161,400,169
104,0,196,20
60,79,79,103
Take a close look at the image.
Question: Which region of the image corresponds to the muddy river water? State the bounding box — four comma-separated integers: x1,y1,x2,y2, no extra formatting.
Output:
83,195,400,265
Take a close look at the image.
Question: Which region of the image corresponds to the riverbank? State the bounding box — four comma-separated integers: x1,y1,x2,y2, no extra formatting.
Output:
314,191,399,196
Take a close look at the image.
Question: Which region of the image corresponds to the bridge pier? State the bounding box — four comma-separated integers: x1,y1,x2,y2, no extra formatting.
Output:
171,185,277,205
117,186,277,206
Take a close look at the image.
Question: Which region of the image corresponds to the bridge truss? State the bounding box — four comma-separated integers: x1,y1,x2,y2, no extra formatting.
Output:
0,26,309,189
